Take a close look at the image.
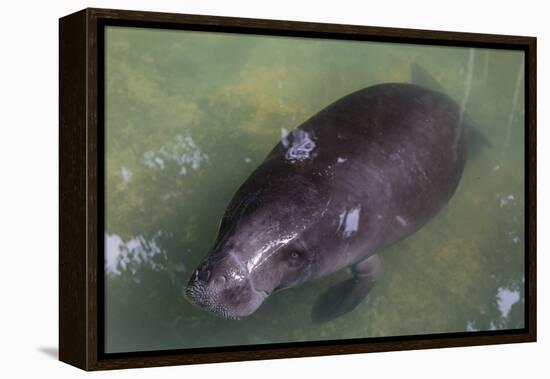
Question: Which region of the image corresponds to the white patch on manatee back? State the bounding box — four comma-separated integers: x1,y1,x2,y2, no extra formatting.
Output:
395,215,408,226
339,207,361,238
285,129,316,162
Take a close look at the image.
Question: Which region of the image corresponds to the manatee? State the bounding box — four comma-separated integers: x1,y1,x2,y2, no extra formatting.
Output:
185,76,467,322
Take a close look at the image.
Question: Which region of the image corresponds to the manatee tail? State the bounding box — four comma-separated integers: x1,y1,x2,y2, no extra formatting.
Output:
410,63,492,157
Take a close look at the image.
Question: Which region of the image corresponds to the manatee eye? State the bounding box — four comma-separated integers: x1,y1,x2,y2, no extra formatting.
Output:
286,250,304,267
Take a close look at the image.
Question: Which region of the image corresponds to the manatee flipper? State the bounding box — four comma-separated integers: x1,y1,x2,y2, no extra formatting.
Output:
311,254,382,323
411,63,446,94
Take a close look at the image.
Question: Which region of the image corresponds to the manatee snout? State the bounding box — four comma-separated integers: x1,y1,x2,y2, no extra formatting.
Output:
185,251,267,319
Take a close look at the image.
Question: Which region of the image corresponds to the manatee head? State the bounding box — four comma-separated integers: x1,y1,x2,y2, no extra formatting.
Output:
185,176,322,319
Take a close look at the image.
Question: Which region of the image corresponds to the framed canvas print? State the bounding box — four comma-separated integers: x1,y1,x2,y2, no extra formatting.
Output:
59,8,537,371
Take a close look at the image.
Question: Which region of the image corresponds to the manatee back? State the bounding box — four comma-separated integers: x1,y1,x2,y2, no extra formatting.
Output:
269,83,467,252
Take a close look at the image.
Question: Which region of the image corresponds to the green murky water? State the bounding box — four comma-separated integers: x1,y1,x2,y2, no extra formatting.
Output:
104,26,525,353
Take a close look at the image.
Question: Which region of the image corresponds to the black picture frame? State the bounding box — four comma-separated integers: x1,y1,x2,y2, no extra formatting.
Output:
59,7,537,371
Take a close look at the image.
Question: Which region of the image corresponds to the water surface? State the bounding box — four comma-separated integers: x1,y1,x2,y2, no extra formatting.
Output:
104,26,525,353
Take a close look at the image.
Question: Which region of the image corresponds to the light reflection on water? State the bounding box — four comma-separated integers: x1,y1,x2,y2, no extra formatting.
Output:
106,232,167,275
104,26,525,353
497,287,520,319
